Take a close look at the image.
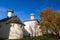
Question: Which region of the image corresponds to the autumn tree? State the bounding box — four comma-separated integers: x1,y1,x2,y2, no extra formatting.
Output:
40,8,60,35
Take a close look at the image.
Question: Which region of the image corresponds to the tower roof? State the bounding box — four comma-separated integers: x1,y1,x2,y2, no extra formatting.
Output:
30,12,34,16
8,8,14,13
0,16,25,26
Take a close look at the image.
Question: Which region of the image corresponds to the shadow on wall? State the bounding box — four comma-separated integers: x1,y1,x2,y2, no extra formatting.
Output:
0,23,11,38
23,27,30,37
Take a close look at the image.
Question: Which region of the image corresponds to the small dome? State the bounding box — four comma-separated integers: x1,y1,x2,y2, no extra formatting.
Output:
8,8,14,13
30,12,34,16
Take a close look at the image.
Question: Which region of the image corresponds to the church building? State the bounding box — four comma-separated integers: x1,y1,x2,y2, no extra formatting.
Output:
0,9,25,39
23,12,42,37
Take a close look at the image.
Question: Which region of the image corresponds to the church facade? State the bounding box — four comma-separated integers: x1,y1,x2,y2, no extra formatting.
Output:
0,9,25,39
23,13,42,37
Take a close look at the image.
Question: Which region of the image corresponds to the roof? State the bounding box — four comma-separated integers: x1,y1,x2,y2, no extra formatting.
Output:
7,8,14,13
0,16,25,26
24,19,40,24
30,13,34,16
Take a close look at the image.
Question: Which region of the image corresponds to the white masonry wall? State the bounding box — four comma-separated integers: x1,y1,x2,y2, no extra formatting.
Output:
24,20,42,37
9,23,23,39
8,12,12,18
0,22,23,39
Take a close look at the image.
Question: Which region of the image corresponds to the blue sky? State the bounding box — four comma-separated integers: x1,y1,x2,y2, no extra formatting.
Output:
0,0,60,22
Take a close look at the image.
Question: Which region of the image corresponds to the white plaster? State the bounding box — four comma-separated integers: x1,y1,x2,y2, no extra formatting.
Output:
8,12,12,17
24,20,42,37
0,22,23,39
30,16,34,20
9,23,23,39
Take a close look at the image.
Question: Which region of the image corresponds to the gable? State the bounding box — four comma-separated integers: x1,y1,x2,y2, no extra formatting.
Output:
0,16,25,26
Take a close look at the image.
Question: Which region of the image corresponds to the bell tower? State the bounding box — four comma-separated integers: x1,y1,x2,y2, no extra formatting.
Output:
7,9,14,18
30,12,35,20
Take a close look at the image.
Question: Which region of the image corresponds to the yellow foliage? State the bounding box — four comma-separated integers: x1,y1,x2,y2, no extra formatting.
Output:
40,8,60,33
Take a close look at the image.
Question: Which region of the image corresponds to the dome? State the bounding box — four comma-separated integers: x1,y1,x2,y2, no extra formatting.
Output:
30,12,34,16
8,8,14,13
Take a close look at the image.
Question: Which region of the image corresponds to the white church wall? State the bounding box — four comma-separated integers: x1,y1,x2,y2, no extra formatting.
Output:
9,23,23,39
36,25,42,36
24,20,42,37
0,22,23,39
